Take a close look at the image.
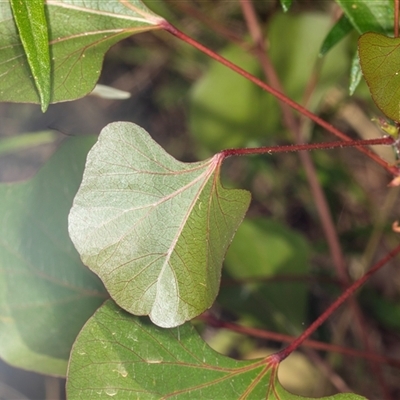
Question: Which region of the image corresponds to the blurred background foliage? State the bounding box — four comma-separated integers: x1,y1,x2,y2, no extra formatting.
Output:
0,0,400,399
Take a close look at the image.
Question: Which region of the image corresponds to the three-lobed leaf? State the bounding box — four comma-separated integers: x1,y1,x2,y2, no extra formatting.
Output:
67,300,368,400
358,32,400,122
0,0,164,105
0,136,107,376
69,122,251,328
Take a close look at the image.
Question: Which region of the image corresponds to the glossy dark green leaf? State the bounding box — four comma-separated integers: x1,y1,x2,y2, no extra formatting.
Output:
66,300,367,400
0,0,164,104
335,0,393,34
10,0,51,111
69,122,250,328
358,32,400,122
319,14,353,56
279,0,292,13
336,0,393,93
0,136,107,376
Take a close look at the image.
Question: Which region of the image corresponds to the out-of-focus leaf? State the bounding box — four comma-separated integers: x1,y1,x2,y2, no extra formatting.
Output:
219,219,310,334
89,84,131,100
360,290,400,332
319,14,353,56
66,300,367,400
69,122,250,328
10,0,51,111
335,0,393,34
358,32,400,122
190,12,350,153
0,136,107,376
279,0,292,13
0,130,57,156
0,0,164,104
190,45,275,153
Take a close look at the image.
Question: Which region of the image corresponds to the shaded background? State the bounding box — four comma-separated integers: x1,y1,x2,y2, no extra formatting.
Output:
1,0,400,398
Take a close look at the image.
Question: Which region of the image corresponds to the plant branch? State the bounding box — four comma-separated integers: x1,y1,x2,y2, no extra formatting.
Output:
273,243,400,362
200,314,400,368
221,137,394,158
395,0,399,38
160,20,399,176
239,0,359,295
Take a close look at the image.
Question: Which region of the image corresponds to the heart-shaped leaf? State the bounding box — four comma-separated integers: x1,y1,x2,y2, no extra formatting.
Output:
69,122,251,328
358,32,400,122
0,0,164,104
0,136,107,376
66,300,367,400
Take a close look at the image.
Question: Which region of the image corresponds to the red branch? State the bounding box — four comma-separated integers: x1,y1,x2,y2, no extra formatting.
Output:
160,21,399,176
221,137,394,158
273,243,400,362
200,314,400,369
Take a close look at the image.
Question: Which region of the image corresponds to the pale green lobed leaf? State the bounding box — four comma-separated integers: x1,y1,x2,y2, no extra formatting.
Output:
69,122,251,328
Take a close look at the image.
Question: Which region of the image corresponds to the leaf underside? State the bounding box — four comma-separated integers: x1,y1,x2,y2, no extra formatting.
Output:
69,122,251,328
0,0,164,104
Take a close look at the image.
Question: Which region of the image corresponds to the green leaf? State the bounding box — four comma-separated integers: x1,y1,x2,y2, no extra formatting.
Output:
66,300,367,400
0,0,164,104
319,14,353,56
10,0,51,112
358,32,400,122
335,1,393,93
0,136,107,376
220,219,310,334
335,0,393,34
69,122,250,328
279,0,292,13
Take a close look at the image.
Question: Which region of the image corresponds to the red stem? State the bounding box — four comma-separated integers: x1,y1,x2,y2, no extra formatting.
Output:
395,0,399,38
160,21,399,176
221,137,394,158
272,243,400,362
200,314,400,368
